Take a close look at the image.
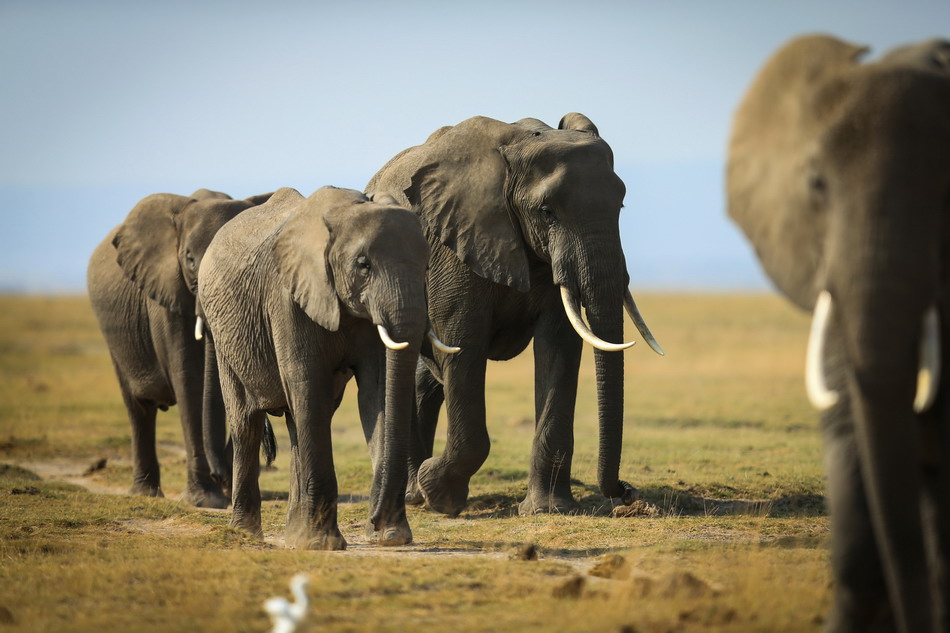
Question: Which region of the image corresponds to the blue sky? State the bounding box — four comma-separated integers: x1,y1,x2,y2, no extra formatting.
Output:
2,0,948,292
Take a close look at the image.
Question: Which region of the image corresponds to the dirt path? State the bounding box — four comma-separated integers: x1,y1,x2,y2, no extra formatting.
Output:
8,456,592,567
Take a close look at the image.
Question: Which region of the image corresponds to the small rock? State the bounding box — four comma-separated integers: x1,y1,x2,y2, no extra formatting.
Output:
83,458,107,475
509,543,538,561
10,486,40,496
552,575,585,599
612,499,661,518
657,571,717,599
588,554,630,579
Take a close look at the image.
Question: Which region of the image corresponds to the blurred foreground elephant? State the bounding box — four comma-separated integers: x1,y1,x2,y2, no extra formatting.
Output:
367,114,663,517
87,189,271,508
727,35,950,632
198,187,455,549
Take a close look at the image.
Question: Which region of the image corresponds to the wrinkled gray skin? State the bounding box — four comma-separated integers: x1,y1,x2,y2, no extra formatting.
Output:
87,189,271,508
727,35,950,633
368,113,652,516
198,187,430,550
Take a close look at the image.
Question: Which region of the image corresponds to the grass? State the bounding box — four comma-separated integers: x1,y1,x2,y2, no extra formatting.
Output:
0,293,832,632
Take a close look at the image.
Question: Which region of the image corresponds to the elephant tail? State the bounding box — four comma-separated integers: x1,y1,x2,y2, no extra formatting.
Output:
261,416,277,467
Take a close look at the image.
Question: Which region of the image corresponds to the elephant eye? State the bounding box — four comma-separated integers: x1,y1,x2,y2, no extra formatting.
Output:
185,251,197,271
540,205,557,225
356,255,372,273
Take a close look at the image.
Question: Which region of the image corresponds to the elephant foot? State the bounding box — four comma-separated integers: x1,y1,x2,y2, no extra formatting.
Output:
607,480,640,506
418,457,471,517
210,471,232,499
129,482,164,498
518,489,580,516
185,484,230,509
286,526,347,551
364,519,413,546
405,478,425,506
229,513,263,539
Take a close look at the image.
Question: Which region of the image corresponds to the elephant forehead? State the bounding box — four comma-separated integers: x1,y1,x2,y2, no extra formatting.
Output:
307,186,367,208
336,206,428,254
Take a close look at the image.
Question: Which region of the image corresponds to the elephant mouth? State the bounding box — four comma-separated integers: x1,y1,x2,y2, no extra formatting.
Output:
559,286,664,355
805,290,941,413
375,324,460,354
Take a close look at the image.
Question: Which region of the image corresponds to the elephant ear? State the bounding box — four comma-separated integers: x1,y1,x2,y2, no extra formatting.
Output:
243,191,275,206
558,112,599,136
112,193,193,313
727,35,867,311
880,38,950,73
189,189,232,200
399,116,532,292
274,187,350,331
367,191,399,206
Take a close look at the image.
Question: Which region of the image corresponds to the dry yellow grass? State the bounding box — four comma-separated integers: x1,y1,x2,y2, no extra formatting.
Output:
0,293,830,632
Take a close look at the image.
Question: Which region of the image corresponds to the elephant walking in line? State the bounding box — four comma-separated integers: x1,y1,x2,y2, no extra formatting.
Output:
727,36,950,633
198,186,455,549
87,189,272,508
367,113,663,517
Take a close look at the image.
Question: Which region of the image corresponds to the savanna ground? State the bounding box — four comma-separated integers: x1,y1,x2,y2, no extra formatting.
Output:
0,294,831,633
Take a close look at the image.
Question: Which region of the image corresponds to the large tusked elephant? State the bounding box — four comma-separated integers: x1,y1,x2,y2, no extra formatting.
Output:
727,35,950,632
87,189,271,508
367,113,662,517
198,186,453,549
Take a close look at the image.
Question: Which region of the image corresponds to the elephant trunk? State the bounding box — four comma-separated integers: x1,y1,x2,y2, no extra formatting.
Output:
562,232,637,502
825,207,939,631
369,345,418,532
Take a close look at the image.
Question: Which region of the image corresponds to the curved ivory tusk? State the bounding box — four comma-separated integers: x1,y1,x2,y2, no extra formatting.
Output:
560,286,635,352
805,291,840,411
428,329,461,354
195,316,204,341
914,306,941,414
623,288,664,356
377,324,409,350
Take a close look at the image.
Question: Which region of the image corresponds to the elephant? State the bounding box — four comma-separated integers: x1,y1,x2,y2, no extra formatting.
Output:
197,186,455,549
366,113,663,517
87,188,271,508
727,35,950,633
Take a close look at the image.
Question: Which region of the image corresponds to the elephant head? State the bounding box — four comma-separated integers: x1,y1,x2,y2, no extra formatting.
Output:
368,113,661,502
112,193,269,313
274,186,432,348
727,35,950,631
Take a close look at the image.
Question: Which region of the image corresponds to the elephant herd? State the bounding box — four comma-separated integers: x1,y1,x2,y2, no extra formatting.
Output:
87,35,950,633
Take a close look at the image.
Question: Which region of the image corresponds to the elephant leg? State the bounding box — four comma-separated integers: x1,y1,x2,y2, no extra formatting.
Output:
117,372,163,498
417,352,489,516
407,363,444,506
171,358,230,509
202,332,231,498
821,406,895,633
519,308,583,515
283,388,346,551
222,364,264,537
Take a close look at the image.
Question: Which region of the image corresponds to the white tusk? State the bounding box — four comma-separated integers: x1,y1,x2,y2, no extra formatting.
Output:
623,288,664,356
914,306,941,414
377,324,409,350
195,316,204,341
805,290,840,411
428,329,461,354
559,286,635,352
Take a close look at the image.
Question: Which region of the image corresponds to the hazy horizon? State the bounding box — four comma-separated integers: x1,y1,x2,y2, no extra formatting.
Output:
3,1,947,294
